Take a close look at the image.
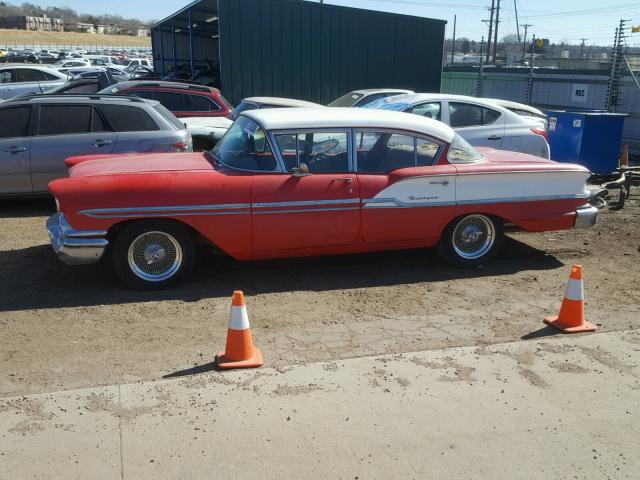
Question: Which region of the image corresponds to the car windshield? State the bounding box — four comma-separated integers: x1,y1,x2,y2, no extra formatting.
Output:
327,91,364,107
447,134,483,163
227,101,258,121
212,116,277,171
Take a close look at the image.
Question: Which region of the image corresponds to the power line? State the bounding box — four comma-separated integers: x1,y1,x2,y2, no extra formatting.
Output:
520,2,640,20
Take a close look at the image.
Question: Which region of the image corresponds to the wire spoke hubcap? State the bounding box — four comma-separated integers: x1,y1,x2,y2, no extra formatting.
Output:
128,231,182,282
452,215,495,260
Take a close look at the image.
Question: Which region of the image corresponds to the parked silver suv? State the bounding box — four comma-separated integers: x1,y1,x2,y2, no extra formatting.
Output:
0,64,69,100
0,94,192,196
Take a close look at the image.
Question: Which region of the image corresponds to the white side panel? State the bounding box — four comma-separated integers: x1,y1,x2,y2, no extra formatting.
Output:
365,170,589,208
456,171,590,204
364,175,457,208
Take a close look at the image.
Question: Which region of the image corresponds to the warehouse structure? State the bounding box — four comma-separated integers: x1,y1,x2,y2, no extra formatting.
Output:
151,0,446,104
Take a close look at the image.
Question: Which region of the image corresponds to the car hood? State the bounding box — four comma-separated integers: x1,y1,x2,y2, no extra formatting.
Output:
69,152,215,178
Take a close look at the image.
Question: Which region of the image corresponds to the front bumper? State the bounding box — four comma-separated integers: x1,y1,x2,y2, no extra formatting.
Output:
574,205,599,229
46,212,109,265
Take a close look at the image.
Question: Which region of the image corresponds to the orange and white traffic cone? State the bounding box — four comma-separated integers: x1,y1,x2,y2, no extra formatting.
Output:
216,291,263,370
543,265,596,334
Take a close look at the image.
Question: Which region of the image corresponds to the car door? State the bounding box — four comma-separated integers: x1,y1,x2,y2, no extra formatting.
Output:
0,105,34,194
444,101,505,149
251,128,360,252
29,104,116,192
13,68,50,96
355,130,456,243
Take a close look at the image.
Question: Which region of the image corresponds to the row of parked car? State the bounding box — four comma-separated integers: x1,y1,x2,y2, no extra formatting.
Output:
0,71,551,198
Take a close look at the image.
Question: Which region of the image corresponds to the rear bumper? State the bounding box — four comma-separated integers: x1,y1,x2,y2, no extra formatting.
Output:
46,212,109,265
574,205,598,229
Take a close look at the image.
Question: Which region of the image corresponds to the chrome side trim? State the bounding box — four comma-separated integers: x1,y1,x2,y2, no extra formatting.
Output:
253,198,360,208
83,211,250,219
254,207,360,215
80,203,251,217
362,193,589,209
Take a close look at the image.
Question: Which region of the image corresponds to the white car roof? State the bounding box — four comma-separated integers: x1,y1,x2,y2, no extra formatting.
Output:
353,88,414,95
243,96,322,108
0,64,68,78
244,107,456,143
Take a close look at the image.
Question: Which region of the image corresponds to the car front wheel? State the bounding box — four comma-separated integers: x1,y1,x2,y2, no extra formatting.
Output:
112,220,195,289
437,214,503,267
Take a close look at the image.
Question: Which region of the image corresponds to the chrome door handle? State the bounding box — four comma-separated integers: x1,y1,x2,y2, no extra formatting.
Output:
93,139,113,147
4,146,27,154
334,177,353,183
488,135,502,140
429,180,449,186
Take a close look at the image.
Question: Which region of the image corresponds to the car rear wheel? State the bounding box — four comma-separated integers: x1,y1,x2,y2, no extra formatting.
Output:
112,220,195,289
437,214,503,267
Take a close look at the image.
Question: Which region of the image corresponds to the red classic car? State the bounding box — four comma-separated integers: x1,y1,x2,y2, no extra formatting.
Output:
47,108,598,289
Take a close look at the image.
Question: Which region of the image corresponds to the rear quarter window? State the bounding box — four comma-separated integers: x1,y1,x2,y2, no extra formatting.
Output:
99,104,160,132
0,107,32,138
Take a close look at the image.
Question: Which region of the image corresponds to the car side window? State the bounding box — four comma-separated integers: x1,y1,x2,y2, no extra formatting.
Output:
15,69,46,83
38,105,92,136
482,107,501,125
213,117,277,171
448,102,483,128
66,83,99,94
98,104,159,132
356,131,440,173
0,107,32,139
184,94,220,112
0,71,12,83
275,131,349,173
409,102,441,120
91,108,109,132
127,89,154,100
41,72,60,81
153,91,185,111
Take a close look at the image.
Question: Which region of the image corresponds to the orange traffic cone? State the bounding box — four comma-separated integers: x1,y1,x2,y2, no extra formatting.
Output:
216,291,263,370
544,265,596,334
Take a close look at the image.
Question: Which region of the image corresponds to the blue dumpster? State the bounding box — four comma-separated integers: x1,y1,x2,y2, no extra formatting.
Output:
546,111,627,174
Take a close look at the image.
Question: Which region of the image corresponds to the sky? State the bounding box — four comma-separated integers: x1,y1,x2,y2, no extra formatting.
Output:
5,0,640,46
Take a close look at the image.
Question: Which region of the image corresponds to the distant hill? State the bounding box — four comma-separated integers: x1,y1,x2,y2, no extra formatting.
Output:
0,29,151,48
0,2,151,28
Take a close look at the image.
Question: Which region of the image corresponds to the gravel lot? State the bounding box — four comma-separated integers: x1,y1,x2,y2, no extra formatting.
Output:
1,197,639,397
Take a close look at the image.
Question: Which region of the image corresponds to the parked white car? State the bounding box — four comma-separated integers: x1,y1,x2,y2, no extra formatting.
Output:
182,116,233,151
328,88,415,107
365,93,550,159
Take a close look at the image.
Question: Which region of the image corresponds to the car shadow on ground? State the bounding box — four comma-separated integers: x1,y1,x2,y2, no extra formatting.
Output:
0,236,564,313
0,198,56,219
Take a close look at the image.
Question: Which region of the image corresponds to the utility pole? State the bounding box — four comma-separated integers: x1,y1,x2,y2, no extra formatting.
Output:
492,0,501,64
451,14,457,64
526,34,536,105
521,23,533,63
485,0,495,63
514,0,520,42
477,36,485,97
580,38,587,58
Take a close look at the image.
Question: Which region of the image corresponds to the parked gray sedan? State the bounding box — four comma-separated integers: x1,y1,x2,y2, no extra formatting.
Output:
0,94,192,196
0,64,68,100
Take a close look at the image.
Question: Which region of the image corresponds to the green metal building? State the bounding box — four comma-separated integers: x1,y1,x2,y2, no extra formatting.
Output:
151,0,446,105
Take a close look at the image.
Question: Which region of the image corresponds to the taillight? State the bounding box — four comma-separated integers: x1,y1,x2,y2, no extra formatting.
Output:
531,127,549,141
169,138,192,152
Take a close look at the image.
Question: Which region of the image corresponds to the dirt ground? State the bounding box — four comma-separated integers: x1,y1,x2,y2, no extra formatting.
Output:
1,197,639,397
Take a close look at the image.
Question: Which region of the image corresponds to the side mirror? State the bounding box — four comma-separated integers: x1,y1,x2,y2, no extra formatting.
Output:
291,162,311,177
